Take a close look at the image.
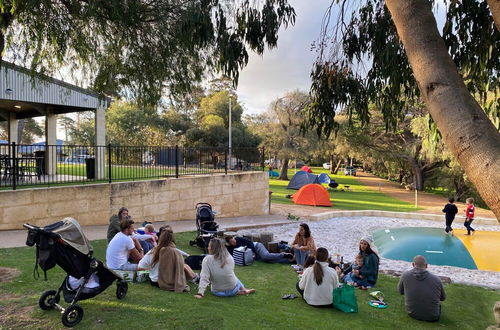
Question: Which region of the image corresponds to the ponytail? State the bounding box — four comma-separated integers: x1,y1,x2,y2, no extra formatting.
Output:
313,248,329,285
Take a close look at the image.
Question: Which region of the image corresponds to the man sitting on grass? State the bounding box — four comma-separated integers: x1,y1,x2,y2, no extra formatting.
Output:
398,255,446,322
225,234,293,264
106,218,144,271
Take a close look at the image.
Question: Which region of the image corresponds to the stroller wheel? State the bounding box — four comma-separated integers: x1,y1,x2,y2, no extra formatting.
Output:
61,304,84,327
189,240,196,246
39,290,60,310
116,280,128,299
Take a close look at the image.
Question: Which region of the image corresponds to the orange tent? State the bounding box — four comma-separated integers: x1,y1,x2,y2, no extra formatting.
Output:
300,165,312,173
292,184,332,207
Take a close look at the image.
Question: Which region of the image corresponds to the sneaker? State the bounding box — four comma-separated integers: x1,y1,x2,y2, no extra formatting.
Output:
190,274,200,284
291,265,301,271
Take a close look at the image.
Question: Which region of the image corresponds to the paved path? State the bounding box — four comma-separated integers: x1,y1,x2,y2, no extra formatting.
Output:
1,171,496,248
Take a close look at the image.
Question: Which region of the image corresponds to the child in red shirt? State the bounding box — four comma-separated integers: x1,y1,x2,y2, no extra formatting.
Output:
464,197,475,235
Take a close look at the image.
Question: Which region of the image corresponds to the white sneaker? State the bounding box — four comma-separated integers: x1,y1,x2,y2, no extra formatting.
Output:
291,265,301,271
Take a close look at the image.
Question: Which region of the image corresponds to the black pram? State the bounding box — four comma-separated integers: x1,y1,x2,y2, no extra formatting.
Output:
189,202,221,253
24,217,128,327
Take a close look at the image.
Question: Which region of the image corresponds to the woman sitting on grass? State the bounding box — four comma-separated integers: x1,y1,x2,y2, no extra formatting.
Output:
291,223,316,271
195,238,255,299
297,247,340,307
138,230,198,291
340,237,380,288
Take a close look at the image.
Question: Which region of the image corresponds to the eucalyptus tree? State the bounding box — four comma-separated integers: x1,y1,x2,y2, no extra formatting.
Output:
0,0,295,103
305,0,500,219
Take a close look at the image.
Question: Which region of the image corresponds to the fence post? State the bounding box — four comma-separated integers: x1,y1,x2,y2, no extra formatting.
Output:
224,149,227,175
261,147,265,171
108,144,112,183
175,145,179,178
11,142,16,190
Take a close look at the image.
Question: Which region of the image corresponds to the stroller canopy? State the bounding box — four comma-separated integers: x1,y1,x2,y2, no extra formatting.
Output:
287,171,319,190
49,217,93,255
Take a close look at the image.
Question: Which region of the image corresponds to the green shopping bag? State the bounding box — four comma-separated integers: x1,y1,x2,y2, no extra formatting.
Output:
333,285,358,313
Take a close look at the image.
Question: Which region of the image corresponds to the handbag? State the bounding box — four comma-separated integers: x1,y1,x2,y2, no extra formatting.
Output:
184,255,206,270
333,285,358,313
233,246,253,266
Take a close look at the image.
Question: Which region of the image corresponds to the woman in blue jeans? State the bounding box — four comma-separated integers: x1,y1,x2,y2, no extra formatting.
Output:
291,223,316,270
194,238,255,298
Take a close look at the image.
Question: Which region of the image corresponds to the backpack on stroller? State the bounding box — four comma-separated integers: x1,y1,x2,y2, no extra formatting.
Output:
189,202,221,253
24,217,128,327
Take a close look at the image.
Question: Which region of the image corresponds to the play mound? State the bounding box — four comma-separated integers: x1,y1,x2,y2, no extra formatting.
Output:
292,184,332,207
373,227,500,272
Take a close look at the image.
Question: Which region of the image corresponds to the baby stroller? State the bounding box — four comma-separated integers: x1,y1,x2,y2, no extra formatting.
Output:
24,217,128,327
189,202,220,253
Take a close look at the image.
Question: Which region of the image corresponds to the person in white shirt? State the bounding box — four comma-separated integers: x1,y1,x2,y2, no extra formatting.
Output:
106,218,144,271
297,247,340,307
194,238,255,298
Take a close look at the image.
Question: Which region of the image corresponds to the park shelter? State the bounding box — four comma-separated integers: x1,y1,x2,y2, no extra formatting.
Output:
292,184,331,207
0,61,110,178
300,165,312,173
287,170,319,189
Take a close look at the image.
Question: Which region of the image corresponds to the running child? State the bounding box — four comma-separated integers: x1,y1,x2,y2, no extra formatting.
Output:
442,197,458,236
464,197,476,235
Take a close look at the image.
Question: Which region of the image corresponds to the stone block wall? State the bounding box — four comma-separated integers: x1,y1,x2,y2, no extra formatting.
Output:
0,171,269,230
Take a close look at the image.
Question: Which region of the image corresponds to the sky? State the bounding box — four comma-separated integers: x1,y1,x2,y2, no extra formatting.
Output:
236,0,333,115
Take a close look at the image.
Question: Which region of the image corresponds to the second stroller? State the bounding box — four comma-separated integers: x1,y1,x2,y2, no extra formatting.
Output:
189,202,221,253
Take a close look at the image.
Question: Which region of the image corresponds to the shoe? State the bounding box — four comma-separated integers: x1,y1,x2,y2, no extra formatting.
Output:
291,265,301,271
190,274,200,284
471,230,476,235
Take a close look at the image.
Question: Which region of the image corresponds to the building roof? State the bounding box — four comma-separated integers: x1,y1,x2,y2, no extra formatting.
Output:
0,61,111,121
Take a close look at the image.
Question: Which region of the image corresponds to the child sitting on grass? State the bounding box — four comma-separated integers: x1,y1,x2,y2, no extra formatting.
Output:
144,224,158,247
343,254,371,290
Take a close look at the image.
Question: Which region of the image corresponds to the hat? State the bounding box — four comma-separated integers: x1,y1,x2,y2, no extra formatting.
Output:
360,236,379,257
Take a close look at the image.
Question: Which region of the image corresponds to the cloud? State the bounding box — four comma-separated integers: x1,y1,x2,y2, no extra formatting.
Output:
237,0,333,114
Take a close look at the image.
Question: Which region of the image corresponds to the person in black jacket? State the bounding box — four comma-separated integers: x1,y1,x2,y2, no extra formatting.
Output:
442,197,458,236
225,235,293,263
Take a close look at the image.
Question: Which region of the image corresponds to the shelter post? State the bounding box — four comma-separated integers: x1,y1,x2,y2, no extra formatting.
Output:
94,106,106,179
45,111,57,175
11,142,16,190
7,112,18,144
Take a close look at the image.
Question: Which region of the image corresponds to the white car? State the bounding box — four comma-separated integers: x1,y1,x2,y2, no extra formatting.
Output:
323,163,331,170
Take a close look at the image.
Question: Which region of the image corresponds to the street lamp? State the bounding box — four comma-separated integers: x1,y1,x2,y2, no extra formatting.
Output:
228,96,232,170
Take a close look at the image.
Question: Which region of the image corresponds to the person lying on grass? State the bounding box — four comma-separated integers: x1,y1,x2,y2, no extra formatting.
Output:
296,247,340,307
195,238,255,299
138,229,199,291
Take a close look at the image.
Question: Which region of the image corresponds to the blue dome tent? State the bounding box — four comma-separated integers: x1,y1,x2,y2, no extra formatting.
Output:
287,170,320,190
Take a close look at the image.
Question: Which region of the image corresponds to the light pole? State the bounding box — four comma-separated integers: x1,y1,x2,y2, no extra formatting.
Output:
228,96,232,170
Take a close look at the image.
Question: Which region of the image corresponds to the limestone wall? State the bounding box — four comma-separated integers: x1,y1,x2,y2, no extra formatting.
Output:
0,172,269,230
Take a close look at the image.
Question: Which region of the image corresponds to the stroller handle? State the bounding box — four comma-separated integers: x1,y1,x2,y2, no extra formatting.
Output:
23,223,38,230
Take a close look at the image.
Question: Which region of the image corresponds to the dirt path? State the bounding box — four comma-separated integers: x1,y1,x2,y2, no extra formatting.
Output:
354,171,496,219
271,171,497,221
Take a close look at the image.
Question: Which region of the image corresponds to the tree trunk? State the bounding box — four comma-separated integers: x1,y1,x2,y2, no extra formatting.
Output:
333,159,342,174
386,0,500,221
17,119,25,144
487,0,500,30
279,157,289,180
329,154,335,174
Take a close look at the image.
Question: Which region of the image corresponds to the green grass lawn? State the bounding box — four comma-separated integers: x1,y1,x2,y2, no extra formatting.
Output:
270,167,422,212
1,232,498,329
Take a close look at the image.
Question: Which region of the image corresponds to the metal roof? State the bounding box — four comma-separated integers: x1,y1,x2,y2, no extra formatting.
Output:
0,61,111,121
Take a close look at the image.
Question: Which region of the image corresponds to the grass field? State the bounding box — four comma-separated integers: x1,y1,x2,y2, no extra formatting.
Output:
0,232,498,329
270,167,422,212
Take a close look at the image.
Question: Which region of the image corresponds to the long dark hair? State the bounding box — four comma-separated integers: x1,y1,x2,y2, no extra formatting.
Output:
300,223,311,238
313,248,328,285
152,230,175,266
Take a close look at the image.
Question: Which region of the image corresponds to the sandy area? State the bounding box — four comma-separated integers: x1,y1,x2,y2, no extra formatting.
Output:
237,216,500,290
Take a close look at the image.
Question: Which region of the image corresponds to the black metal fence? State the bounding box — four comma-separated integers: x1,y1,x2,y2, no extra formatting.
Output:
0,143,265,190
